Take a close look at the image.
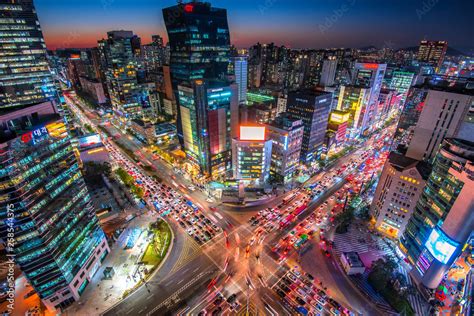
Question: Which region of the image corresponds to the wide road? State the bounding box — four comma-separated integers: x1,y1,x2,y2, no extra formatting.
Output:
66,92,395,315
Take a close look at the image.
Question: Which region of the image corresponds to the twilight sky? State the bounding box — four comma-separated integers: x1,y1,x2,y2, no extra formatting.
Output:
35,0,473,51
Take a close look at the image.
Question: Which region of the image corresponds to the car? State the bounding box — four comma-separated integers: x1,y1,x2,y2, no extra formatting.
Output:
227,293,237,304
213,295,224,306
211,306,222,316
295,297,306,305
282,277,292,285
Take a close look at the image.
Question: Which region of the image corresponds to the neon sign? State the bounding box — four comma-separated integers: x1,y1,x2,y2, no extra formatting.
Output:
21,126,49,144
363,63,379,70
184,4,194,13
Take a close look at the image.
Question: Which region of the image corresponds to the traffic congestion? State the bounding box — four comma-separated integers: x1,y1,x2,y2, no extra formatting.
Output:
67,90,396,315
103,140,223,246
274,269,353,316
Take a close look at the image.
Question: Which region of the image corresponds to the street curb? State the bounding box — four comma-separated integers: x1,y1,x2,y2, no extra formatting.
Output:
222,194,281,209
327,225,394,315
99,219,175,315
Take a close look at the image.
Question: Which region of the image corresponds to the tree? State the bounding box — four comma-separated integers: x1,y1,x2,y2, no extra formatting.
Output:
334,208,354,233
368,256,415,315
358,205,371,221
116,168,135,187
131,186,144,198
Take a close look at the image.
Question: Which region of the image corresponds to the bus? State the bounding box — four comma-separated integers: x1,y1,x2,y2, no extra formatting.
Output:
279,214,295,228
293,203,307,216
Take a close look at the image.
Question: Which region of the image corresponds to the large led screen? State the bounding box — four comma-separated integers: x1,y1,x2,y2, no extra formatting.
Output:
425,227,459,264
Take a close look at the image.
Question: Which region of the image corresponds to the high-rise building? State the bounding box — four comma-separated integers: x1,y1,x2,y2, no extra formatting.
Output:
389,70,415,104
98,31,152,119
393,85,431,149
286,90,332,163
142,35,165,73
0,102,109,312
0,0,57,112
163,2,237,178
319,57,337,87
370,152,431,238
266,114,304,184
248,62,262,89
0,5,108,311
400,138,474,290
163,1,231,143
417,40,448,70
178,80,237,179
232,126,272,185
231,56,248,104
400,77,474,161
375,88,400,126
336,85,370,138
353,62,387,134
327,110,350,146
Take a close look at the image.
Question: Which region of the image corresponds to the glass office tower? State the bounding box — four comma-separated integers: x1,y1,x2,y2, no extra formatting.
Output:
286,90,332,163
163,1,231,137
163,1,230,86
178,80,235,179
400,138,474,290
0,0,56,112
0,1,109,311
0,103,109,311
163,1,235,178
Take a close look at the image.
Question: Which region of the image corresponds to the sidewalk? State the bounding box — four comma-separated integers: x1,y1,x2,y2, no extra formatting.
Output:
0,275,55,316
64,211,159,316
328,220,430,315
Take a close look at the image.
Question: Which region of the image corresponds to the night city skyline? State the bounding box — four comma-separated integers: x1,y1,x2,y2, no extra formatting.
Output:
36,0,474,51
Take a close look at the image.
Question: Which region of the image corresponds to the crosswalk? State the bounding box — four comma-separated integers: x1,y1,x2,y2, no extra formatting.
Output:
332,227,429,316
398,267,429,316
332,230,396,259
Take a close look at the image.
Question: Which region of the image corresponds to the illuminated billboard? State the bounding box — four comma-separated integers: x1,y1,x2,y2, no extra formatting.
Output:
425,227,459,264
330,111,350,124
240,126,265,141
78,134,102,148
